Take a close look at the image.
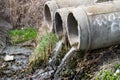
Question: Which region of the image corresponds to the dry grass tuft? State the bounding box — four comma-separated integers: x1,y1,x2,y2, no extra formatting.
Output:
0,0,47,29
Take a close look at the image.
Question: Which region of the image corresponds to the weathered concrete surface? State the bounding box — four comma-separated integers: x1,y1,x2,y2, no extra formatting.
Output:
53,0,116,39
67,0,120,51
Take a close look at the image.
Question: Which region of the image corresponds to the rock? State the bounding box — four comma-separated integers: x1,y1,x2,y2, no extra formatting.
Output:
32,70,54,80
4,55,14,61
114,69,120,76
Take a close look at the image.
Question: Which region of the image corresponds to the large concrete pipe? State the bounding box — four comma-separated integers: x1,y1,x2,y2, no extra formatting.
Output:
54,0,115,39
44,0,96,32
67,1,120,51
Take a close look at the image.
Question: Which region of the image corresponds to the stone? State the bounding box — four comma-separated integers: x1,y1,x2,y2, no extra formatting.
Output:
4,55,14,61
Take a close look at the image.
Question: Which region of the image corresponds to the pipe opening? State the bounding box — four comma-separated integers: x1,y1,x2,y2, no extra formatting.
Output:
67,13,79,47
55,12,63,38
44,4,52,26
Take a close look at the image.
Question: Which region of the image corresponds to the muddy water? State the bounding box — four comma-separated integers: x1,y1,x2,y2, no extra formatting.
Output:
54,47,76,77
0,45,34,80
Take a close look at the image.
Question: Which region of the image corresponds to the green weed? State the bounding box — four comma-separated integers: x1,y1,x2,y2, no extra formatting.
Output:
29,32,58,71
96,63,120,80
96,70,115,80
8,28,37,44
115,63,120,70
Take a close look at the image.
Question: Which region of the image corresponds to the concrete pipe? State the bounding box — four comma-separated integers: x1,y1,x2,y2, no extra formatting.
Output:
54,8,74,39
67,1,120,51
44,0,96,32
53,0,116,39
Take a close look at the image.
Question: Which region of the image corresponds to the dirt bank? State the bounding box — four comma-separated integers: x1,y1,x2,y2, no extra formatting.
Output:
0,0,47,29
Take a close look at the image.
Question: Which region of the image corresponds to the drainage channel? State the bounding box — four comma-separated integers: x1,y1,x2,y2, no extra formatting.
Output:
32,39,78,80
0,45,34,80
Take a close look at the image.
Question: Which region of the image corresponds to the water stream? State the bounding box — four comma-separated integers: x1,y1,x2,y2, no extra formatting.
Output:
33,44,76,80
48,40,63,70
54,47,76,77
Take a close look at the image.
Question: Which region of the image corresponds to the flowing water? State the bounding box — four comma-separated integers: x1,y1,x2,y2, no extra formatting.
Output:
54,47,76,77
32,40,64,79
48,40,63,69
33,45,76,80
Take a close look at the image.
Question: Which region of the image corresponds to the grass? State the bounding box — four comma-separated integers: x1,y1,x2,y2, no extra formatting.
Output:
114,63,120,70
96,63,120,80
8,27,58,72
28,32,58,71
96,70,116,80
8,27,37,44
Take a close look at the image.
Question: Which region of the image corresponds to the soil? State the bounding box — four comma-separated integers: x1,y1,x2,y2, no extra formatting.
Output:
74,45,120,80
31,45,120,80
0,0,47,29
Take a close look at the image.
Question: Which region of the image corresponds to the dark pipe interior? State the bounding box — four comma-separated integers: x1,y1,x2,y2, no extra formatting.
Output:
55,12,63,38
67,13,79,46
44,4,52,26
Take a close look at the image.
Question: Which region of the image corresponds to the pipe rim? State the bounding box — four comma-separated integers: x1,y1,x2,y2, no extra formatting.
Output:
44,3,52,25
44,1,52,30
67,13,80,48
54,12,64,38
44,1,59,32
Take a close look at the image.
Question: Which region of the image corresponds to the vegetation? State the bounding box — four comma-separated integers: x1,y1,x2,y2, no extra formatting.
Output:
8,27,58,73
8,28,37,44
114,63,120,70
96,63,120,80
29,32,58,71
